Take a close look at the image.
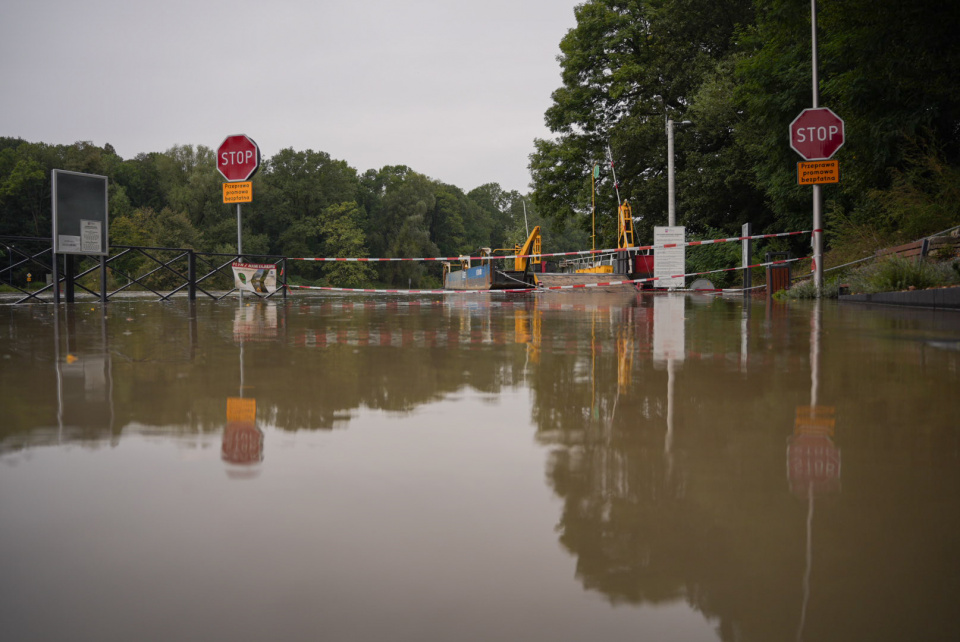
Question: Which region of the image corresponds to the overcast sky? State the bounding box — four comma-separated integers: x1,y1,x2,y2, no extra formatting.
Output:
0,0,581,194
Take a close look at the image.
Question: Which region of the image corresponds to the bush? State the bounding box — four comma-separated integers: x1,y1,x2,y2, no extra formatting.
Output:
846,256,959,294
777,256,960,300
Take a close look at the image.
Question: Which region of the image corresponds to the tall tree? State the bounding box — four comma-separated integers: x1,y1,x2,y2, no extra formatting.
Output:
532,0,758,248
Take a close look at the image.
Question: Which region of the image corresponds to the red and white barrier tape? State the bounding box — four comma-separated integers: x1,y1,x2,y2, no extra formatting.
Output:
290,230,812,263
286,285,536,294
285,256,808,295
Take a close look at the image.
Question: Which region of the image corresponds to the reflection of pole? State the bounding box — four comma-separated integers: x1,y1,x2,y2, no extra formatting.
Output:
239,335,245,399
663,357,674,461
811,299,821,407
797,481,814,642
741,304,750,373
798,298,822,641
237,203,244,302
53,305,63,443
102,308,114,433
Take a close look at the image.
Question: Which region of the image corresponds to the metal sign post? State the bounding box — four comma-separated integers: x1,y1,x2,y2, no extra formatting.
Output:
217,135,260,300
811,0,823,296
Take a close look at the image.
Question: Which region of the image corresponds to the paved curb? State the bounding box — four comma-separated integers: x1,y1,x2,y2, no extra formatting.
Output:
840,286,960,310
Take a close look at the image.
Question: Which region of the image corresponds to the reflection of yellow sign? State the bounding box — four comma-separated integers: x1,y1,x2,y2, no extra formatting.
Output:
795,405,835,435
227,397,257,422
797,160,839,185
223,181,253,203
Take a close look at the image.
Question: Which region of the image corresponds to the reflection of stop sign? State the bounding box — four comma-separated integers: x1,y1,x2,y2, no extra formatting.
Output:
790,108,845,160
787,433,841,498
217,134,261,181
222,422,264,465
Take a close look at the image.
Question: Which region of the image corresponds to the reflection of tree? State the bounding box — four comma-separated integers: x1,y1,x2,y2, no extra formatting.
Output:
530,297,960,642
0,298,539,447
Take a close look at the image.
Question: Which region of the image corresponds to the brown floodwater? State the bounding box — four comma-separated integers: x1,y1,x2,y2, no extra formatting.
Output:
1,292,958,642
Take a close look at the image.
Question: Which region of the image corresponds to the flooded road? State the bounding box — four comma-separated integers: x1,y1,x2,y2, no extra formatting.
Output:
1,292,959,642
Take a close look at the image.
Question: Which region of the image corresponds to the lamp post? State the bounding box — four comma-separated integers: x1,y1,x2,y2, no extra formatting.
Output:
666,119,692,227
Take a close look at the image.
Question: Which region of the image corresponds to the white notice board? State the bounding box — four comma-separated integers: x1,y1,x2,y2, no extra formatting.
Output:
654,226,686,289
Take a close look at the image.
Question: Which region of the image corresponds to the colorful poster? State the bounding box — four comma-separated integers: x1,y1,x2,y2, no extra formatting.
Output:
232,262,277,294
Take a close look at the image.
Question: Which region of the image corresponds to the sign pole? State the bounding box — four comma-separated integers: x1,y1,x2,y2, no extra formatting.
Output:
237,202,243,301
811,0,823,295
237,202,243,258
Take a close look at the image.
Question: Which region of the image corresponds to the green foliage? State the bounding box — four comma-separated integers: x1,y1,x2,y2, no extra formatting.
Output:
534,0,960,268
685,230,744,289
531,0,760,246
0,139,540,289
780,255,960,300
845,256,960,295
319,203,376,287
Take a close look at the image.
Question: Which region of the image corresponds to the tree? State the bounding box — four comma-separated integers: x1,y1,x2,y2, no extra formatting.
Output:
253,148,359,255
531,0,759,248
319,202,376,287
735,0,960,249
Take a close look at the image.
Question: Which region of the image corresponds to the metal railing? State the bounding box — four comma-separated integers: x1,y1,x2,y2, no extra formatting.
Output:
1,236,287,304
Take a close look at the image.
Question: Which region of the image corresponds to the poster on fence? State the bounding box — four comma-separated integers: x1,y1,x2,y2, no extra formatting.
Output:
232,262,278,294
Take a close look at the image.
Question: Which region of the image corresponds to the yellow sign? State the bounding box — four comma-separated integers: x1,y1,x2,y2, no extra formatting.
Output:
227,397,257,422
798,160,839,185
223,181,253,203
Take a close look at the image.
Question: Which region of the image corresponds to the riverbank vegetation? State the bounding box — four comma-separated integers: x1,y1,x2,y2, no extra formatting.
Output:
2,1,958,290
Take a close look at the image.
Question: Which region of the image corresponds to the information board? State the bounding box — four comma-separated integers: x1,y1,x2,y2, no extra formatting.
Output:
52,170,109,256
654,226,686,289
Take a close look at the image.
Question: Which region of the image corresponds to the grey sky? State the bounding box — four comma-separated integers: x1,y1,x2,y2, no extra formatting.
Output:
0,0,580,194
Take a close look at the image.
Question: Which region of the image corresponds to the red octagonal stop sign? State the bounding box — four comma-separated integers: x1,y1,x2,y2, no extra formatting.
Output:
217,134,261,182
790,108,845,160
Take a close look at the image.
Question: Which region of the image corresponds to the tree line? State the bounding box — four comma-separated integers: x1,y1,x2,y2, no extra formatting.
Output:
3,0,958,289
531,0,960,271
0,139,585,288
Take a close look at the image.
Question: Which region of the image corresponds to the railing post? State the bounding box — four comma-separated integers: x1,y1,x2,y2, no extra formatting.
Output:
52,251,61,305
282,258,287,299
188,250,197,301
100,255,108,304
742,222,752,294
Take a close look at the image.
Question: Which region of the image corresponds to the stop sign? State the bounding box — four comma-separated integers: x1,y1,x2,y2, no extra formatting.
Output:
217,134,261,182
790,108,845,160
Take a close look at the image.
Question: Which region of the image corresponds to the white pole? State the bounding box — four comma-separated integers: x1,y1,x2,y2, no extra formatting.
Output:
522,199,529,238
811,0,824,295
667,119,676,227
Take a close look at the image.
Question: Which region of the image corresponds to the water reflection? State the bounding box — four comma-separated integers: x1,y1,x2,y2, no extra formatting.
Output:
1,294,959,641
53,306,114,441
223,397,263,478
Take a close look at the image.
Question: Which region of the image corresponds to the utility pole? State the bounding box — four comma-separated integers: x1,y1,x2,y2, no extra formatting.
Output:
667,119,692,227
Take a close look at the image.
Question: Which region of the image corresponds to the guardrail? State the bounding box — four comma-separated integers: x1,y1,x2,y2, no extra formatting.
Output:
0,236,286,304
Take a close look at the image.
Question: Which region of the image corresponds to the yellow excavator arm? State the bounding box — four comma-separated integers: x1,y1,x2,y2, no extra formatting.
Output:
514,226,542,272
618,201,635,249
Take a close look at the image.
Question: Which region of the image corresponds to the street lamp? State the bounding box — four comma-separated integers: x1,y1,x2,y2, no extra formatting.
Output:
667,119,692,227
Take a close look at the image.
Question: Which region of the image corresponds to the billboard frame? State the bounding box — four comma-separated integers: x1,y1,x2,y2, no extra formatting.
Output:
52,169,109,256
